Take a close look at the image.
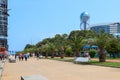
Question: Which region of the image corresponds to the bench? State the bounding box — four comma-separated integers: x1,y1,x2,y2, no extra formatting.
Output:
39,55,43,59
8,56,16,63
9,58,16,63
74,57,90,63
21,75,48,80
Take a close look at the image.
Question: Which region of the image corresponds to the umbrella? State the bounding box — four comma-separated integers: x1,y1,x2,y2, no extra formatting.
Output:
4,51,9,55
91,45,98,49
0,51,4,54
0,51,9,55
83,45,90,49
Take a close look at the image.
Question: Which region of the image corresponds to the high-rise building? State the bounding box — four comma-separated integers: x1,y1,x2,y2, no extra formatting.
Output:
0,0,8,49
90,22,120,34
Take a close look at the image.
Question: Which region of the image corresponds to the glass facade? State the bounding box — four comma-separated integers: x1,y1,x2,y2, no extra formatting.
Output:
0,0,8,49
90,23,120,34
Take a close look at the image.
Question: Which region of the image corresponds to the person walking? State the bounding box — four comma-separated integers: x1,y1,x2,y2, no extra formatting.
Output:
24,53,29,61
18,54,22,61
21,54,24,61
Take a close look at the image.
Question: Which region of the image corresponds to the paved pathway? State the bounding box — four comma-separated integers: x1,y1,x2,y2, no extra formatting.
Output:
1,58,120,80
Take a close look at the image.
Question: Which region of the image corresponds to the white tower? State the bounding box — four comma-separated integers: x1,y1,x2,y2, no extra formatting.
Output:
80,12,90,30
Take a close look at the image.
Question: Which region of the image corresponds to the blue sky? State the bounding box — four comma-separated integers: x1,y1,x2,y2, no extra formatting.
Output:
8,0,120,51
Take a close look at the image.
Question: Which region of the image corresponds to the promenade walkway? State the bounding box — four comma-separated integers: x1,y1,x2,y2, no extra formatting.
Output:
1,58,120,80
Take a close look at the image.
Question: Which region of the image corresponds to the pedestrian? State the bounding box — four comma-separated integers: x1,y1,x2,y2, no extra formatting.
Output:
24,53,29,61
21,54,24,61
15,54,17,60
18,54,22,61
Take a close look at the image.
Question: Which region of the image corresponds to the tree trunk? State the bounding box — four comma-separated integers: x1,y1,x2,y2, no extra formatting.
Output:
99,54,106,62
45,52,48,58
99,49,106,62
112,53,116,58
51,53,54,58
75,51,80,57
60,53,64,59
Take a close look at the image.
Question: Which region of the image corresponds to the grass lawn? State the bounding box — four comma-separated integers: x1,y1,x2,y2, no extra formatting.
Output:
88,60,120,68
48,57,120,68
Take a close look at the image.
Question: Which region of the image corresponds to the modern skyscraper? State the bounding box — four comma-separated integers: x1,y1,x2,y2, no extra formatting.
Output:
90,22,120,34
0,0,8,49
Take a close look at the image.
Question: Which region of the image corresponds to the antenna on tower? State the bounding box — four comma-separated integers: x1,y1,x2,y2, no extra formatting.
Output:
80,12,90,30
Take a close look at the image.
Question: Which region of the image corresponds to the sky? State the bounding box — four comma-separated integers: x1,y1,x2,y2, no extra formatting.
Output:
8,0,120,51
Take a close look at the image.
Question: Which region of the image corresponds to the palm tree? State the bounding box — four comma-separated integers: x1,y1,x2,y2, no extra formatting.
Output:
106,38,120,58
48,43,56,58
53,34,68,59
70,36,84,57
95,30,109,62
40,44,49,58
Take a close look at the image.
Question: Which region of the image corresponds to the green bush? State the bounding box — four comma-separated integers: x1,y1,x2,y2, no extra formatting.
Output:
89,49,96,58
65,47,73,57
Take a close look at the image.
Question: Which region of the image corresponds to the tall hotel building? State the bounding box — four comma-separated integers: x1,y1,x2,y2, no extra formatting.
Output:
90,22,120,35
0,0,8,49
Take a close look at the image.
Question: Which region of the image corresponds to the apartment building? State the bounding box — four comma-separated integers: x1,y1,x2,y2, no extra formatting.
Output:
0,0,8,49
90,22,120,34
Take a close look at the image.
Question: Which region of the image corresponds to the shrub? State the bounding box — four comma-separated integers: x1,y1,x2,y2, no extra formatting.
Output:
89,49,96,58
65,47,73,57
